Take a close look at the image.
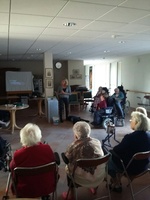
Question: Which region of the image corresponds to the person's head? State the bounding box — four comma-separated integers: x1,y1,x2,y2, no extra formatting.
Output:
136,107,147,117
98,86,103,92
100,94,105,101
73,121,91,140
114,88,119,94
20,123,42,147
130,111,149,131
61,78,68,86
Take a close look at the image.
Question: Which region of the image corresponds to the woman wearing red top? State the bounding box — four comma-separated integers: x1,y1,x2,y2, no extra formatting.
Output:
10,123,55,198
91,95,107,126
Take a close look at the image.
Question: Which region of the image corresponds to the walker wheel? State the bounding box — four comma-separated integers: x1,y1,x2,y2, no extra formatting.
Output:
102,118,113,129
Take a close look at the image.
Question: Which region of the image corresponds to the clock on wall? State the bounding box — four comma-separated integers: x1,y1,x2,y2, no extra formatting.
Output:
55,62,62,69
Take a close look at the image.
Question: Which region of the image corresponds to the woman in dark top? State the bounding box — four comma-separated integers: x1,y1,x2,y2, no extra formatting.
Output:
108,111,150,192
57,78,71,122
91,95,107,126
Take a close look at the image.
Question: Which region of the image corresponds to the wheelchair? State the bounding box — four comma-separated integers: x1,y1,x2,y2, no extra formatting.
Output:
93,99,125,129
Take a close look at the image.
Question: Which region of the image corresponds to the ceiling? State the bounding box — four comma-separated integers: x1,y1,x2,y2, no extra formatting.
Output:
1,0,150,62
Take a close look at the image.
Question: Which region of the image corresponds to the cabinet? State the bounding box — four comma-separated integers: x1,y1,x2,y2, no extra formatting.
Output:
47,97,59,123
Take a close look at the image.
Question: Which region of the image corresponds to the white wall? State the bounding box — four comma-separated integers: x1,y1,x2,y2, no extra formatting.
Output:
120,54,150,109
0,60,43,76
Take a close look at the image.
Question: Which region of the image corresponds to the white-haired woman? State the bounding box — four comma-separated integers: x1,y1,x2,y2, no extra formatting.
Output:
57,78,71,122
62,121,105,200
10,123,55,198
108,111,150,192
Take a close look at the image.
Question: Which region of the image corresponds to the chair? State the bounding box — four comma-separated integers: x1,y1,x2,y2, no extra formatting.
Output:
69,92,80,112
83,91,94,108
61,153,111,200
3,157,60,200
120,151,150,200
137,96,150,108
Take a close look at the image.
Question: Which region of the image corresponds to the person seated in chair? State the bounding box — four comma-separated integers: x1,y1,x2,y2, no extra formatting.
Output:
111,87,125,119
0,110,10,128
90,86,103,113
62,121,105,200
136,106,150,130
108,111,150,193
91,94,107,126
10,123,56,198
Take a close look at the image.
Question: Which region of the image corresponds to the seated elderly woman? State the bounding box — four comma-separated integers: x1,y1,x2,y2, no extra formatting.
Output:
108,111,150,193
10,123,56,198
62,121,105,200
91,94,107,126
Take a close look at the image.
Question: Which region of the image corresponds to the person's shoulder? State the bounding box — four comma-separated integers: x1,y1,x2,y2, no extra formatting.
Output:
13,146,27,158
120,91,124,95
39,142,52,149
123,131,139,140
90,137,100,144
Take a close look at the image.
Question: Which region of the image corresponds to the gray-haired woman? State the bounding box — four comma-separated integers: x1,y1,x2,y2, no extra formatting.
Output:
62,121,105,200
108,111,150,192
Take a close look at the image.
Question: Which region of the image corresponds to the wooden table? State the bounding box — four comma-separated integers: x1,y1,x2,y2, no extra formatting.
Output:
0,104,29,134
29,97,45,117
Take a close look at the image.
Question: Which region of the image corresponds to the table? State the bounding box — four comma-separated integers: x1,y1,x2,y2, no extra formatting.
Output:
29,97,45,117
0,104,29,134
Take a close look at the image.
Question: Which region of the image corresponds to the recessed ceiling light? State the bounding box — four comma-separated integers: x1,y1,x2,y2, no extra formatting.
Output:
63,22,76,27
104,50,110,53
119,41,125,44
36,48,41,51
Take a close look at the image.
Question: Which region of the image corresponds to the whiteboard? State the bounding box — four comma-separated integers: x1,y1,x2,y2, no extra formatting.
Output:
6,71,34,92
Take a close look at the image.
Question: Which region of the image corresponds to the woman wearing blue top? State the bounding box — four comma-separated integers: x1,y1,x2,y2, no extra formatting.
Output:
57,78,71,122
111,87,125,118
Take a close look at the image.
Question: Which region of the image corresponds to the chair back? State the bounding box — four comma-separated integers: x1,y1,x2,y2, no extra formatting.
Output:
14,162,56,176
13,162,59,198
120,151,150,200
83,91,92,99
73,153,110,173
69,92,79,103
126,151,150,170
76,154,110,168
83,91,93,102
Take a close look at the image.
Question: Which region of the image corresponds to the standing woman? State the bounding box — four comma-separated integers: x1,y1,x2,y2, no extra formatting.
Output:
57,78,71,122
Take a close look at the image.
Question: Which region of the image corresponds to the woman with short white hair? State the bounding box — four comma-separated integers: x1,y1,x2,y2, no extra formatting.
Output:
10,123,56,198
108,111,150,193
20,123,42,146
62,121,105,200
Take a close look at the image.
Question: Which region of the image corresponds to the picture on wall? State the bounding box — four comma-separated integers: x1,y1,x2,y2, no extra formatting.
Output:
70,74,76,79
45,68,53,78
76,74,82,79
70,69,82,79
73,69,79,75
45,79,53,88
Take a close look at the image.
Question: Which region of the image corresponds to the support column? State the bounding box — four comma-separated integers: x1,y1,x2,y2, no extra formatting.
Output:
43,52,54,118
43,52,54,97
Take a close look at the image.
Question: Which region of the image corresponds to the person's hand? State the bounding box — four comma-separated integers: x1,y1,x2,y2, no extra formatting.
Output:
61,90,65,94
